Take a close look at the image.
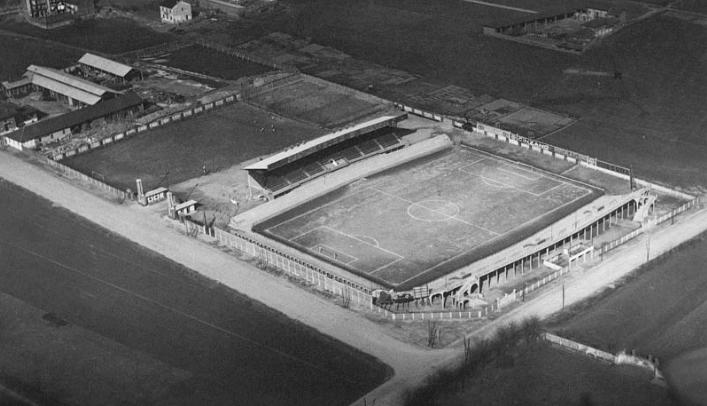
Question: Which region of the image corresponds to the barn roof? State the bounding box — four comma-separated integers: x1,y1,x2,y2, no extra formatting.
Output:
30,74,103,106
4,92,142,143
78,53,135,78
26,65,115,97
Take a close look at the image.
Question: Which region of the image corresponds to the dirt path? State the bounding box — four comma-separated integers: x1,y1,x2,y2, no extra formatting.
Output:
1,150,706,405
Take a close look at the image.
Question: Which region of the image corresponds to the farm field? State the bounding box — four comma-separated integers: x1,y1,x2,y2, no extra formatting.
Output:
63,103,325,191
0,179,389,405
676,0,707,13
266,2,706,189
248,76,392,129
427,342,674,406
0,34,82,79
163,45,274,80
0,17,174,54
549,232,707,405
259,147,599,289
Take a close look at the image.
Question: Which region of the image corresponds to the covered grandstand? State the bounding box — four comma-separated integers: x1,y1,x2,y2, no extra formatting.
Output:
244,113,407,198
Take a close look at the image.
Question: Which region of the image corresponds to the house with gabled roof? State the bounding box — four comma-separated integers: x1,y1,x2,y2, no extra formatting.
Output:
160,0,192,24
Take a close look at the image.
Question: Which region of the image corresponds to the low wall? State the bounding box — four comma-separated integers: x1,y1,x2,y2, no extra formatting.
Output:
43,154,127,201
177,217,376,306
52,94,237,161
395,103,443,122
544,332,664,383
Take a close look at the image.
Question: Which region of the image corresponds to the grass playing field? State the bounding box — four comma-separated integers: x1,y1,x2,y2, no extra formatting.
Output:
248,76,391,129
63,103,325,191
259,147,600,289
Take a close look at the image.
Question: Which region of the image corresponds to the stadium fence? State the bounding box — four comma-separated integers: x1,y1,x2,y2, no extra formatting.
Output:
177,216,376,306
40,153,128,201
50,94,238,162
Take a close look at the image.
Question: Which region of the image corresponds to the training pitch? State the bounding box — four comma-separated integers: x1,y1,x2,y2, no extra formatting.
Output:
259,147,600,289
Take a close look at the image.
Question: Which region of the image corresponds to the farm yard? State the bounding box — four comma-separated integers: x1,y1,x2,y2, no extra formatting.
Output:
259,147,599,288
0,17,174,54
161,45,274,80
63,102,325,192
548,232,707,405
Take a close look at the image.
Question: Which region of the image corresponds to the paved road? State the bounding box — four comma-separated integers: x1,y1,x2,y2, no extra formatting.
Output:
1,149,705,405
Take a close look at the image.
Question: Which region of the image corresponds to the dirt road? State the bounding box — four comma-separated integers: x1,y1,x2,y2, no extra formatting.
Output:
1,150,705,406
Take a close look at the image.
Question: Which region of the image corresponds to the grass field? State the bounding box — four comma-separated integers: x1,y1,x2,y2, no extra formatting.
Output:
249,76,390,129
63,103,325,191
432,341,675,406
547,232,707,405
0,34,82,80
0,17,174,54
259,147,598,289
164,45,274,80
550,232,707,361
0,179,389,405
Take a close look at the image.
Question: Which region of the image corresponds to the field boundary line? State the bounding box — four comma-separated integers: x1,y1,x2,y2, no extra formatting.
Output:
370,257,404,275
316,243,359,265
497,164,541,181
397,181,596,286
322,225,404,259
460,144,602,193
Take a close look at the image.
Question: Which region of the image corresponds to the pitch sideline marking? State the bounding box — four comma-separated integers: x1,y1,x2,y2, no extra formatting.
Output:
397,184,596,286
314,243,359,265
369,257,404,275
321,226,404,259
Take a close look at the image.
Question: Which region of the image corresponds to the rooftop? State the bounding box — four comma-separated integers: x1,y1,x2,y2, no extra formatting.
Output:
4,92,142,143
244,114,407,171
26,65,117,97
78,53,135,78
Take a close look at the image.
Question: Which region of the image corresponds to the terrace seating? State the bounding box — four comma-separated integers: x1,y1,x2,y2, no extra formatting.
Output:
376,133,402,149
357,139,382,155
340,146,363,162
302,162,325,177
286,169,308,184
267,176,290,192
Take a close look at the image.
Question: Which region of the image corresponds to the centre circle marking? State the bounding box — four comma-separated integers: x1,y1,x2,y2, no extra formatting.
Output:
406,199,461,222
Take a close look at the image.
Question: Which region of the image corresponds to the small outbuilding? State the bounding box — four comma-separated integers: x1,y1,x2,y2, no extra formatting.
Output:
78,53,141,83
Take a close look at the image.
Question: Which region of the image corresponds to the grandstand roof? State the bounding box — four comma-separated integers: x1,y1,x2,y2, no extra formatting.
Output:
244,114,407,171
26,65,117,99
78,53,135,78
4,92,142,143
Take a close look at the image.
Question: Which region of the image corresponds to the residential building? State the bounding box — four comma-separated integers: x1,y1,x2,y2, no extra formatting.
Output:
160,0,192,24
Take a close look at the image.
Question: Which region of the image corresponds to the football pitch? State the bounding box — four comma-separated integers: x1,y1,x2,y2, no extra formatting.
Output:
259,147,601,289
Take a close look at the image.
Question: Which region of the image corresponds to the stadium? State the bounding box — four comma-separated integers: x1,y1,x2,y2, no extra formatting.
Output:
229,107,662,310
